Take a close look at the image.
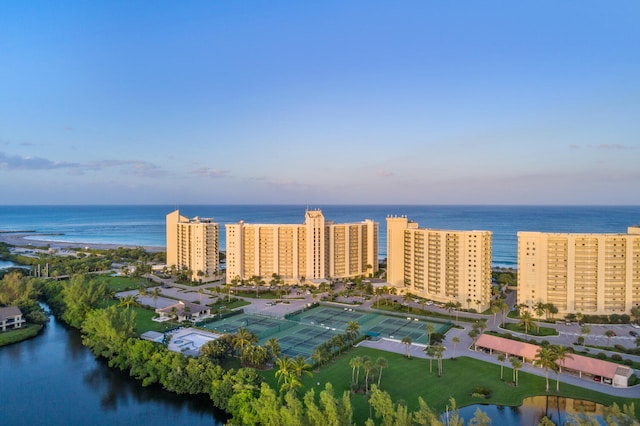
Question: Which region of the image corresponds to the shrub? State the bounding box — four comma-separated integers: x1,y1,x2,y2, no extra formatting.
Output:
611,354,622,361
596,352,607,360
628,374,639,387
623,359,633,366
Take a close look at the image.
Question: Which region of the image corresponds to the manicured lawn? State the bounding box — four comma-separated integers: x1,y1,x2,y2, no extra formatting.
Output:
95,275,153,292
103,299,176,335
0,324,43,347
262,347,639,423
502,322,558,337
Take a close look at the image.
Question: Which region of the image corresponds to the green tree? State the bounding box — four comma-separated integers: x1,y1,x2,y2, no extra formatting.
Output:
350,356,362,386
518,311,535,335
433,345,446,377
451,336,460,359
375,356,388,387
535,346,558,392
552,345,573,392
401,336,413,358
424,346,436,373
62,274,107,328
346,320,360,343
264,337,281,361
426,323,435,347
605,329,615,346
510,357,523,386
233,327,258,353
497,353,506,380
81,305,136,359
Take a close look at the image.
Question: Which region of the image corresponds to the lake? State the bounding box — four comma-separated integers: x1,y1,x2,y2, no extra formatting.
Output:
0,309,226,426
455,395,606,425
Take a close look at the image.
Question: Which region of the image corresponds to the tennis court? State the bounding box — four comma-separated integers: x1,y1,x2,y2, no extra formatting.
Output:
200,305,451,359
200,313,296,339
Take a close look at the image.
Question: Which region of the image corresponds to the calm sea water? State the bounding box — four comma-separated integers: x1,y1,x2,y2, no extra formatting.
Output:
1,205,639,268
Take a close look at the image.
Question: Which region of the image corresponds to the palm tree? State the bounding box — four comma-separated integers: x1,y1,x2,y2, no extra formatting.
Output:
466,298,472,309
151,287,161,308
579,324,591,345
444,301,457,319
518,311,535,335
535,346,558,392
426,323,435,347
552,345,573,392
290,355,313,381
401,336,413,358
375,357,388,387
605,330,615,346
233,327,258,353
264,337,281,361
424,346,436,373
434,345,446,376
534,302,546,320
451,336,460,359
510,357,523,386
350,356,362,385
497,354,506,380
118,294,138,309
346,321,360,342
275,356,292,390
363,359,375,393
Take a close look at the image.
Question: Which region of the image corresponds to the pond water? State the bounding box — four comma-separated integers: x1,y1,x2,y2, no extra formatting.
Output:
0,309,227,426
454,395,605,425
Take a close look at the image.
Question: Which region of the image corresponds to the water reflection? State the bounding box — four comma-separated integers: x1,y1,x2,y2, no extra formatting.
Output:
0,308,227,426
455,396,605,425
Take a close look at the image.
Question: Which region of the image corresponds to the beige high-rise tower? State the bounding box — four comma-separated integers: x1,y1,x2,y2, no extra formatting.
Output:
166,210,219,282
225,209,378,284
518,226,640,316
387,216,493,311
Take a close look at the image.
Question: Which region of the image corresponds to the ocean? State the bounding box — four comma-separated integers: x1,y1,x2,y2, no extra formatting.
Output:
1,205,639,268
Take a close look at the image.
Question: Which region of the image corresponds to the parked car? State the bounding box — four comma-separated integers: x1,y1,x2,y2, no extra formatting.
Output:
593,376,601,382
630,331,638,337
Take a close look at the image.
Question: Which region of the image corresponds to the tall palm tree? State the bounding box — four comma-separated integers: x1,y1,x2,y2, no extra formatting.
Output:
118,294,138,309
451,336,460,359
233,327,258,353
518,311,535,335
375,356,388,387
401,336,413,358
350,356,362,385
510,357,523,386
264,337,281,361
552,345,573,392
346,320,360,342
426,323,435,347
497,354,506,380
275,356,292,390
434,345,446,376
424,346,436,373
535,346,558,392
444,301,457,319
151,287,161,309
290,355,313,381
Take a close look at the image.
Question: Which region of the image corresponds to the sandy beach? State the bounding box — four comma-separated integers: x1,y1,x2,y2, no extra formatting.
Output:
0,232,165,252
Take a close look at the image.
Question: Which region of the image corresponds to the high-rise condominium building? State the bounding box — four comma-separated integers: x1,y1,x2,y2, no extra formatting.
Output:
225,209,378,284
386,216,493,311
166,210,219,282
518,226,640,316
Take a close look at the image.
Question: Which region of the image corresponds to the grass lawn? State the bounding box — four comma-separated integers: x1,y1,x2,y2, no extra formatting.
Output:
103,299,177,335
209,298,251,311
262,347,640,423
0,324,43,347
502,322,558,337
95,275,154,292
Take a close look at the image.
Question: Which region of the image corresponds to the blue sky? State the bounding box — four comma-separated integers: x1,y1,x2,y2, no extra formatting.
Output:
1,1,639,205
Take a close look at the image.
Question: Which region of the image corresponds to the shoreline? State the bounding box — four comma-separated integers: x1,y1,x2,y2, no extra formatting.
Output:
0,232,165,253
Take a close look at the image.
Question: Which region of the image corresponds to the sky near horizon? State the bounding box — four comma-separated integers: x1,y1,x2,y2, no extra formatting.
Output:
1,1,639,205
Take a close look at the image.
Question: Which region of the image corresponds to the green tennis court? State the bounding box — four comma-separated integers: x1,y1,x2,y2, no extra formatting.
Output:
200,305,451,359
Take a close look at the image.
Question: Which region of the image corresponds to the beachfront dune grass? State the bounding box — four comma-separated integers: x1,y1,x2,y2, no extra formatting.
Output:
262,347,639,422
